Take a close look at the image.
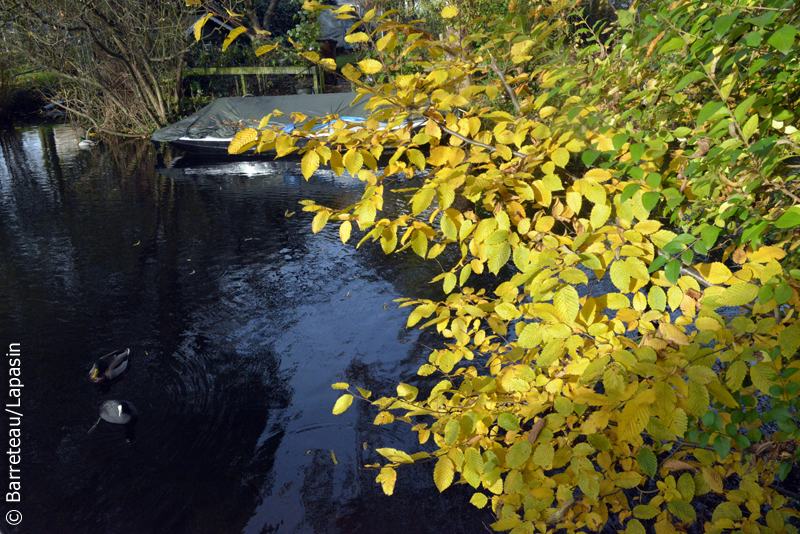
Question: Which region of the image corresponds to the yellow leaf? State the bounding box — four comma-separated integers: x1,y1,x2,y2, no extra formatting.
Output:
425,119,442,139
343,149,364,176
377,32,396,52
312,210,329,234
702,468,723,493
434,457,454,491
696,262,732,285
618,401,650,441
659,323,690,346
358,59,382,74
591,202,611,228
341,63,361,81
332,394,353,414
540,106,557,118
255,43,278,56
585,168,612,182
441,5,458,18
193,13,212,42
345,32,370,43
222,26,248,51
714,283,758,307
663,459,696,472
340,221,352,244
228,128,258,154
610,261,631,292
301,149,320,179
635,220,662,235
748,246,786,263
551,147,570,168
376,467,397,495
554,286,580,324
750,364,777,394
566,190,582,215
668,287,683,310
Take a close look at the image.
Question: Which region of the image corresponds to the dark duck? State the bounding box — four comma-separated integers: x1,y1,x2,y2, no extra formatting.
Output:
89,348,130,383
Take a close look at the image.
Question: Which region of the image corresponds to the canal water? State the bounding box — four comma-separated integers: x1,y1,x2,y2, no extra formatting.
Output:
0,124,491,533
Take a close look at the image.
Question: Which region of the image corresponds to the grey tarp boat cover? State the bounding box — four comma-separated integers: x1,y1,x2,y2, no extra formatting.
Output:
152,92,370,143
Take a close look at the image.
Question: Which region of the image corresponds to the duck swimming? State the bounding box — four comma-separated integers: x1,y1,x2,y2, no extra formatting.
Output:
98,400,138,424
89,348,130,383
78,128,99,149
88,400,139,438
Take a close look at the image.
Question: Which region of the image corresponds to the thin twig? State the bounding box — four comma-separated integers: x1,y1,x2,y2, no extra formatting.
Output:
488,53,520,114
435,120,529,159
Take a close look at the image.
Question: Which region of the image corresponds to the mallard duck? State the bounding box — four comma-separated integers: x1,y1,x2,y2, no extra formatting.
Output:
89,348,130,383
79,128,99,149
88,400,139,435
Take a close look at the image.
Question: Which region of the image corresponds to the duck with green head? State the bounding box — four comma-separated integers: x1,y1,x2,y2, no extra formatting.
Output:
89,348,130,383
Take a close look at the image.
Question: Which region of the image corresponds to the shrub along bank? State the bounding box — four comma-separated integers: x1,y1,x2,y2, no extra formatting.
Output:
218,0,800,532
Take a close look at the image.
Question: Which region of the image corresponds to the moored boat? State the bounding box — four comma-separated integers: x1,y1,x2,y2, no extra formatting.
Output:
152,92,421,155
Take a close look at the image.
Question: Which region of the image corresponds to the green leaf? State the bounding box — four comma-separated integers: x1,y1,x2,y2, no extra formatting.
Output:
734,94,757,125
588,433,612,451
506,440,532,468
739,220,769,245
642,191,660,212
742,114,759,141
554,396,573,415
668,500,697,522
498,413,520,431
665,259,681,284
775,283,793,305
582,150,601,166
630,143,645,163
677,472,695,501
633,505,660,520
636,447,657,478
649,254,669,273
622,183,640,203
768,25,797,55
444,418,460,445
701,225,722,248
532,442,554,467
714,11,739,38
697,101,725,127
626,519,646,534
618,9,634,28
332,394,354,414
775,206,800,228
674,71,705,92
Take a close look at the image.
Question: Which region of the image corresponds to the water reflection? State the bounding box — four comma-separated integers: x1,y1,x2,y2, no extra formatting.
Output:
0,124,489,534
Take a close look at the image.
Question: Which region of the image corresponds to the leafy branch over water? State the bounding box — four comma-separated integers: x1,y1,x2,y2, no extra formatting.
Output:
208,0,800,531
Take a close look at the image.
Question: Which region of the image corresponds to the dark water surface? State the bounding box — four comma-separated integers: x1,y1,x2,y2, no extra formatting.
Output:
0,124,490,534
